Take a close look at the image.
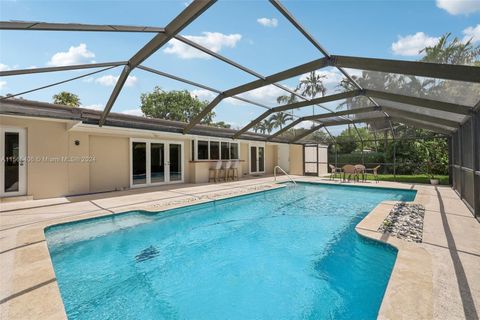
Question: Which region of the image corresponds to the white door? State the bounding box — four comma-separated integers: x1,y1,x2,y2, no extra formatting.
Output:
249,145,265,174
131,140,184,188
0,127,27,197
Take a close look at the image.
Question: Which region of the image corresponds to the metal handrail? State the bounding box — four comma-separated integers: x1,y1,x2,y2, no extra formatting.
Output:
274,166,297,185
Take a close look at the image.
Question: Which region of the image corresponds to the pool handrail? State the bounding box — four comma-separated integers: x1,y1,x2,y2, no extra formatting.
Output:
274,166,297,185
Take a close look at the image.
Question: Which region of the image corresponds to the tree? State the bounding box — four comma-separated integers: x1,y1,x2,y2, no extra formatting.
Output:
253,119,274,134
53,91,80,107
269,112,293,130
336,128,359,154
296,71,327,115
276,93,298,105
212,121,231,129
141,87,215,124
420,33,480,65
420,33,480,106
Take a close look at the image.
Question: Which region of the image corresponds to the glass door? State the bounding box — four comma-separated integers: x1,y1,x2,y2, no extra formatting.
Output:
131,139,183,187
132,142,147,186
1,127,27,197
168,143,182,182
151,143,165,184
250,145,265,174
258,146,265,172
250,146,257,173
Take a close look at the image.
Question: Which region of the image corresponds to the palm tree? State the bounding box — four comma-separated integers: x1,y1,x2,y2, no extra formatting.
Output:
276,93,297,105
253,119,275,135
269,112,293,130
420,33,480,65
53,91,80,107
263,118,275,134
296,71,327,115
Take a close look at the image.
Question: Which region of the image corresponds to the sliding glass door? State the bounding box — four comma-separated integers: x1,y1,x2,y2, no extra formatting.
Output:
151,143,165,184
1,127,27,197
169,143,182,182
250,144,265,174
131,139,183,187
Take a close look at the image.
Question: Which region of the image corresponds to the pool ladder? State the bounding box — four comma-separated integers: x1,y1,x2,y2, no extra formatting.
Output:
274,166,297,186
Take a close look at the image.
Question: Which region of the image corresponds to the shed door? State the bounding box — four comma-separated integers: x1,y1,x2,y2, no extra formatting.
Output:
304,144,318,176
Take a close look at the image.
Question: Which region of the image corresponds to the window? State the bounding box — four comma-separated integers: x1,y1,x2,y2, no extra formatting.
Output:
197,140,209,160
210,141,219,160
193,139,240,160
230,143,239,160
221,142,229,160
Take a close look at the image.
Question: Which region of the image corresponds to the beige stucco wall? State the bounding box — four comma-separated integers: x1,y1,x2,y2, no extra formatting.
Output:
240,142,249,177
265,144,277,175
89,135,129,193
289,144,303,175
67,132,90,195
1,115,306,199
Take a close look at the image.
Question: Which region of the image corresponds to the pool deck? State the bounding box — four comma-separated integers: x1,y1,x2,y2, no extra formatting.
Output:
1,176,479,319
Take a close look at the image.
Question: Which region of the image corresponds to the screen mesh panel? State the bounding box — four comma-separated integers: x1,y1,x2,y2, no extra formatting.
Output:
344,69,480,107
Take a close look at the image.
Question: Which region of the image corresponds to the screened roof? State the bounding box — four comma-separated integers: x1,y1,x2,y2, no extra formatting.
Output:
0,0,479,145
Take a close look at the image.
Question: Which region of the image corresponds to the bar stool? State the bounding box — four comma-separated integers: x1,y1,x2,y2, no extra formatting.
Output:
222,160,232,182
229,160,240,181
208,160,223,183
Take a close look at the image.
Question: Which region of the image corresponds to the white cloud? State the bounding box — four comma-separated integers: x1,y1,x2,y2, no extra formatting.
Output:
436,0,480,15
121,109,144,117
164,32,242,59
0,80,6,90
391,32,440,56
190,89,216,101
48,43,95,66
257,17,278,28
227,84,288,106
94,75,138,87
463,24,480,43
0,63,10,71
81,103,104,110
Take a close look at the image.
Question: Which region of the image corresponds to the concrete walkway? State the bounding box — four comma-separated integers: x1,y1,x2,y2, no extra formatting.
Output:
1,176,479,319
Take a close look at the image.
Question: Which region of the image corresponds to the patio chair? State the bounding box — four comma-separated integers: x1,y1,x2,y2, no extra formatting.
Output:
372,165,380,183
222,160,232,182
342,164,358,182
208,161,223,183
354,164,366,182
365,165,381,183
229,160,240,181
329,164,341,180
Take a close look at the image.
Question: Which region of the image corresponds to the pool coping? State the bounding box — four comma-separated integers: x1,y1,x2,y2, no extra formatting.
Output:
1,180,434,319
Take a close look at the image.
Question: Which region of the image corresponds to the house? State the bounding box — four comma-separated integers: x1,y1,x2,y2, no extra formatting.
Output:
0,98,328,199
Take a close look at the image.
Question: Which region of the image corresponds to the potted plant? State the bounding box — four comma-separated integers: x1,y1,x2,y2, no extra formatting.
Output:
425,160,439,185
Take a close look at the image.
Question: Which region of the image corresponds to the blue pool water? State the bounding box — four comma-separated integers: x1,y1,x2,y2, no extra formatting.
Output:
46,183,416,320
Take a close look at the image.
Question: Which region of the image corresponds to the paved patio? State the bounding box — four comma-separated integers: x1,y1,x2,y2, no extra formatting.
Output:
1,176,479,319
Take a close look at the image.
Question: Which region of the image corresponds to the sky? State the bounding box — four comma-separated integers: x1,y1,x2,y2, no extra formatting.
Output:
0,0,479,134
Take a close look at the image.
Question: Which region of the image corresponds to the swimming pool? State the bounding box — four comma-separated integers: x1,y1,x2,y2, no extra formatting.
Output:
46,182,416,320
